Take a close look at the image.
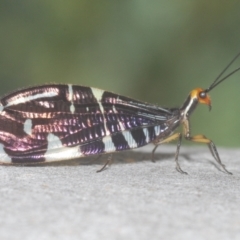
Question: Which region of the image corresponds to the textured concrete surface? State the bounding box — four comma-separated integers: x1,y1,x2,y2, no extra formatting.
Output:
0,145,239,240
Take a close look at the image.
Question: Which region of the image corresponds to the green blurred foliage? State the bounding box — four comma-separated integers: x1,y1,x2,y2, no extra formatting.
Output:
1,0,240,146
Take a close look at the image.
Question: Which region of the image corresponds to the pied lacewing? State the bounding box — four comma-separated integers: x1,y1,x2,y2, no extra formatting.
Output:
0,53,240,174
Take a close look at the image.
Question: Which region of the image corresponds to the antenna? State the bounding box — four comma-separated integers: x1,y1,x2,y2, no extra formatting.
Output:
206,52,240,92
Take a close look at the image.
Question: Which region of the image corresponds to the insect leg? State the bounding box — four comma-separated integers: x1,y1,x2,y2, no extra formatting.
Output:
174,133,187,174
152,133,187,174
185,134,232,174
96,154,113,173
151,145,158,163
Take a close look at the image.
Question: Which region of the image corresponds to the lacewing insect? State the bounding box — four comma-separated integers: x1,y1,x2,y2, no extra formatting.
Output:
0,54,240,174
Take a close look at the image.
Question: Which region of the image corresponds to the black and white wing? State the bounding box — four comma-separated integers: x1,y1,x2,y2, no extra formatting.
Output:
0,84,180,163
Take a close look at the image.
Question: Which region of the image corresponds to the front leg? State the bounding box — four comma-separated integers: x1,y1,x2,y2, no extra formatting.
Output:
185,134,232,175
152,132,187,174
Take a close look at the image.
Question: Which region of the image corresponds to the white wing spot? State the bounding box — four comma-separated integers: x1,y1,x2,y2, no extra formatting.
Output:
154,126,161,136
122,131,138,148
70,104,75,113
102,136,116,153
0,143,11,163
45,133,83,162
90,88,104,102
68,84,75,114
143,128,150,143
68,84,73,101
0,104,4,112
23,119,32,135
91,88,110,135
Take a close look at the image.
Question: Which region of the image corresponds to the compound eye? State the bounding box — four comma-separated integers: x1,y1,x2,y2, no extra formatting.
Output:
199,91,206,99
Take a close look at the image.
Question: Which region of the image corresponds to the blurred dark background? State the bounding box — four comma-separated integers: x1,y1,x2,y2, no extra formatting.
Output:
1,1,240,146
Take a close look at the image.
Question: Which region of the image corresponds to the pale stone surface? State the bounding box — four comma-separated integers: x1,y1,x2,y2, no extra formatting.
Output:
0,145,239,240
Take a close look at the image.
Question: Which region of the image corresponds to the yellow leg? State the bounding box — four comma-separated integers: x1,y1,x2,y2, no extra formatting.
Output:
186,134,232,175
152,133,188,174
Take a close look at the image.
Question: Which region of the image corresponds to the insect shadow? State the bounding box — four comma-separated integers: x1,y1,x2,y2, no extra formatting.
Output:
13,148,223,173
12,150,173,167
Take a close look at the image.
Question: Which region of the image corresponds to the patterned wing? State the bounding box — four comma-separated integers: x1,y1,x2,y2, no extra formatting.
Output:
0,84,180,163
